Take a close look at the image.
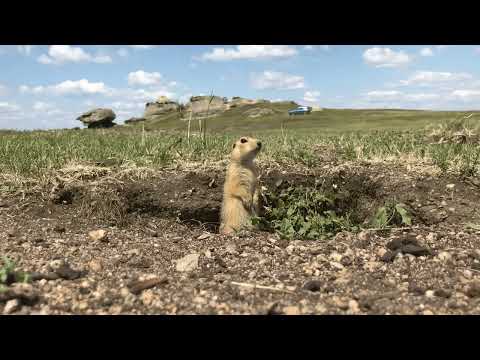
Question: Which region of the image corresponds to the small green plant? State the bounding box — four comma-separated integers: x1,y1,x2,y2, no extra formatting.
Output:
253,184,357,240
340,140,357,161
459,145,480,177
291,148,318,167
370,201,412,229
431,144,452,173
0,256,30,286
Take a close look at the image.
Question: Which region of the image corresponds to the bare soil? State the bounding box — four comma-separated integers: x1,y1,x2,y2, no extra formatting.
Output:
2,163,480,315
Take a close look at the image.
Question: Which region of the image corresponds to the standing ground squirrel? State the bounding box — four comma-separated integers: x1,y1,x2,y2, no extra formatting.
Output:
219,136,262,234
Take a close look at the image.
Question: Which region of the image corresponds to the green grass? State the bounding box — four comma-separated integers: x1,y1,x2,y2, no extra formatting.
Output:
0,257,30,287
1,109,480,179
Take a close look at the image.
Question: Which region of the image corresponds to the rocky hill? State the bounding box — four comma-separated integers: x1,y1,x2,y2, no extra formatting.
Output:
77,96,304,129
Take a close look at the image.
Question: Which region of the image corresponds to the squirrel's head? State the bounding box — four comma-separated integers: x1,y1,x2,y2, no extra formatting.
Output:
231,136,262,162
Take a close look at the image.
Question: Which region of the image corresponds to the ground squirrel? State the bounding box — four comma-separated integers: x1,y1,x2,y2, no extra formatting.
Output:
219,136,262,234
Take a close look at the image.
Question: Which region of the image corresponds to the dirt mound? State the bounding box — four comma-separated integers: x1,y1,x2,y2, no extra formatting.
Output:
16,163,480,234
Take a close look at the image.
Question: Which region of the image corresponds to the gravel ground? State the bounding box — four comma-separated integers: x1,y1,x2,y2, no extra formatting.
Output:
1,164,480,315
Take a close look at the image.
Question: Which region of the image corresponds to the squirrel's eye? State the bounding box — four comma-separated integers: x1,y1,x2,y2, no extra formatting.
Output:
240,138,247,143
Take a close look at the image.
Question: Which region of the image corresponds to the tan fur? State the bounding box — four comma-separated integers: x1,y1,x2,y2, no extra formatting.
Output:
219,136,262,235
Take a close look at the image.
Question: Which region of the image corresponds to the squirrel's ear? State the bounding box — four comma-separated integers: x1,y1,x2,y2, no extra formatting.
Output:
232,143,236,149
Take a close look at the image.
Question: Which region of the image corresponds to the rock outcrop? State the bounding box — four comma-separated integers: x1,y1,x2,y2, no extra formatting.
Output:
229,97,271,109
184,95,228,115
229,97,257,108
144,96,180,118
77,108,116,129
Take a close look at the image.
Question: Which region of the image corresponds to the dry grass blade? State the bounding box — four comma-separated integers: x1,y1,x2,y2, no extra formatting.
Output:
128,276,168,295
230,281,295,294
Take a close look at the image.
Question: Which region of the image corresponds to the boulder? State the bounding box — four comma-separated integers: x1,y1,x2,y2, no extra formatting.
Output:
185,95,228,115
77,108,116,129
144,97,180,118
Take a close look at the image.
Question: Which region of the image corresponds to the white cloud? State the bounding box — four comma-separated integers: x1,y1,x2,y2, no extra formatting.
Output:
127,70,163,86
0,102,20,113
54,80,109,95
106,87,177,103
365,90,440,102
404,93,440,101
0,84,7,96
37,54,54,64
17,45,35,55
127,88,176,102
450,90,480,101
37,45,112,65
179,93,193,104
0,103,24,127
20,76,178,111
20,79,109,96
110,101,144,110
303,90,321,103
129,45,156,50
400,71,472,86
201,45,298,61
92,55,112,64
19,85,45,94
117,48,129,57
363,47,411,68
366,90,404,101
420,47,434,57
33,101,55,111
251,71,305,90
304,45,330,51
32,101,63,115
117,110,137,118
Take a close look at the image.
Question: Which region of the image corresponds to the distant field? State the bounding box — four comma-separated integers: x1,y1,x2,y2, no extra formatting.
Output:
131,106,480,135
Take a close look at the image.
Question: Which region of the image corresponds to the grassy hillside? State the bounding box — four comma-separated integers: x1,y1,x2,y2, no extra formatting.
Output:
1,105,480,178
1,116,480,178
127,104,480,135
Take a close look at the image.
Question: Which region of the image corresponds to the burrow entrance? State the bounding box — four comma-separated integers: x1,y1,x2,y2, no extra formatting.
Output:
42,167,480,236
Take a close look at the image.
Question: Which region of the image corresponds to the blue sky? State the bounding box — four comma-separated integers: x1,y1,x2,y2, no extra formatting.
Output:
1,45,480,129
